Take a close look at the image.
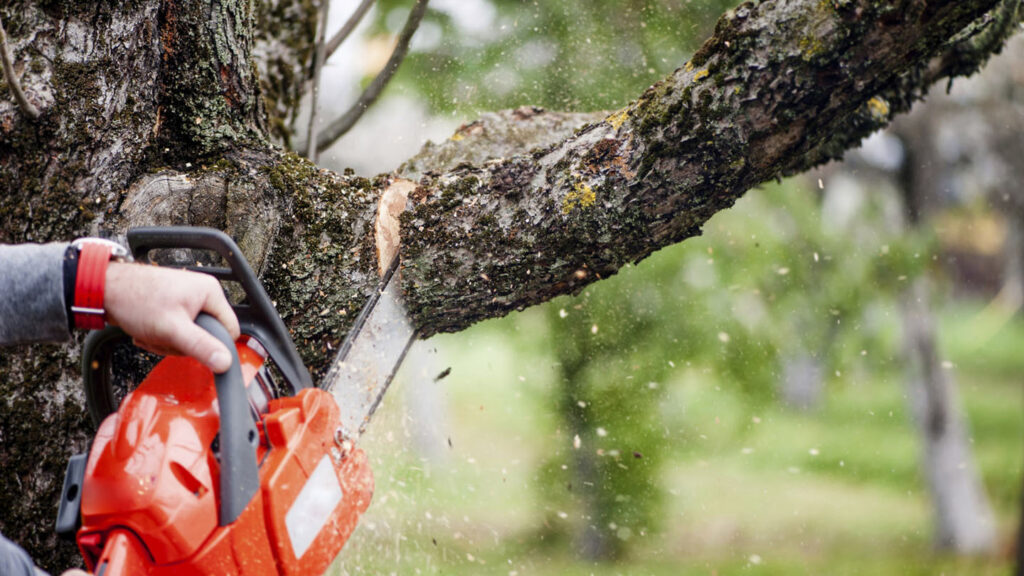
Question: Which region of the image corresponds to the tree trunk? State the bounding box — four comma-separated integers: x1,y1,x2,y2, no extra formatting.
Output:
780,350,825,410
899,277,998,553
0,0,1020,569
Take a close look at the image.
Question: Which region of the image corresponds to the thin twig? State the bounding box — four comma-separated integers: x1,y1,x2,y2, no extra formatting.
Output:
316,0,429,153
325,0,376,60
304,0,332,161
0,13,39,120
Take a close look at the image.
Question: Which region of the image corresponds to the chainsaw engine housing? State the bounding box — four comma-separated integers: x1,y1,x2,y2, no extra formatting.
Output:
56,227,374,575
75,342,372,575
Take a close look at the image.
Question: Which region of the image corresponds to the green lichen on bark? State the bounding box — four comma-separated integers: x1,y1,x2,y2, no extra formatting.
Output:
158,0,267,161
258,152,383,376
400,149,652,336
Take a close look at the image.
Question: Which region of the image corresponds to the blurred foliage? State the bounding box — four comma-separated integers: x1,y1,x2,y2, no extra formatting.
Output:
369,0,737,113
536,294,670,560
354,0,950,559
336,178,1022,574
525,178,935,556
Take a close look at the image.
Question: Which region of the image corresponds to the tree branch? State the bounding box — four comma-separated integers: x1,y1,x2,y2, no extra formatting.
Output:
390,0,1015,336
303,0,331,162
0,13,39,120
398,107,607,179
325,0,376,60
315,0,429,152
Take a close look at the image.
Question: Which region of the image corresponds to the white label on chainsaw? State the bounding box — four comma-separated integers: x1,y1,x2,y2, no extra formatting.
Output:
285,455,343,559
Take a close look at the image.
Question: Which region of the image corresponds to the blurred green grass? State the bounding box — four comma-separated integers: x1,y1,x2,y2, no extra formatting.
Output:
330,297,1021,575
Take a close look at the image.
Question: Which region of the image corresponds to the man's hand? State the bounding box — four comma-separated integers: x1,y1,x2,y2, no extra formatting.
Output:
103,263,241,373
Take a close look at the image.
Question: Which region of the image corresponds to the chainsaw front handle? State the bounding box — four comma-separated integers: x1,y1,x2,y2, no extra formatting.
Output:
80,325,128,427
127,226,312,392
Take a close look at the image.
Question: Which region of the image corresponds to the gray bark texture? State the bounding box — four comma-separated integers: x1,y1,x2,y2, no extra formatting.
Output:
0,0,1020,570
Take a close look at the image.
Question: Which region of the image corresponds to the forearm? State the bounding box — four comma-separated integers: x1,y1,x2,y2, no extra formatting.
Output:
0,243,71,345
0,532,46,576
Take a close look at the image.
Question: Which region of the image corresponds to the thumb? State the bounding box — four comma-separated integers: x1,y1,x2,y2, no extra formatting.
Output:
170,322,235,373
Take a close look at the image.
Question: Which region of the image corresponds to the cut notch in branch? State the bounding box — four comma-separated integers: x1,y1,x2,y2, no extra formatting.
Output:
375,178,415,278
0,13,40,120
315,0,430,154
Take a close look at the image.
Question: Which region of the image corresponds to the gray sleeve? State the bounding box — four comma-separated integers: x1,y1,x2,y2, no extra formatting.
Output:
0,532,46,576
0,243,71,345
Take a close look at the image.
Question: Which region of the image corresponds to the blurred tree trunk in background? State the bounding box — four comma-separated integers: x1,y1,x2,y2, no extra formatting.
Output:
551,304,618,561
898,276,997,552
0,0,1020,570
824,132,999,553
891,32,1024,553
779,350,826,410
542,294,668,562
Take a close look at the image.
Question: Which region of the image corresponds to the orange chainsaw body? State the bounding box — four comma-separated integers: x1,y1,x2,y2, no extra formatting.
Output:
76,341,373,575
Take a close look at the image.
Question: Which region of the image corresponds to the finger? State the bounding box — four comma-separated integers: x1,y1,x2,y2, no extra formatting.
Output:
197,276,241,340
166,322,234,374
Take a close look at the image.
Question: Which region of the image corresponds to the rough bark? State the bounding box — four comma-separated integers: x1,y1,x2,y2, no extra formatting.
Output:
0,0,1019,569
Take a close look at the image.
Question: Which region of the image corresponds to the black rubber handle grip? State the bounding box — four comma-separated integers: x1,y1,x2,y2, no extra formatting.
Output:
194,313,260,526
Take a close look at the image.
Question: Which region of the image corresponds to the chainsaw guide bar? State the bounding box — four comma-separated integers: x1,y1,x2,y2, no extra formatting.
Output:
321,255,417,439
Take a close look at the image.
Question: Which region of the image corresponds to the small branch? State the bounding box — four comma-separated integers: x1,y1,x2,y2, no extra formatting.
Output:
933,0,1022,87
303,0,331,162
325,0,376,60
316,0,429,153
0,13,39,120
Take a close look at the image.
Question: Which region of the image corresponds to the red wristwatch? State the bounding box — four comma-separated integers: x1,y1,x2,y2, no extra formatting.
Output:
70,238,129,330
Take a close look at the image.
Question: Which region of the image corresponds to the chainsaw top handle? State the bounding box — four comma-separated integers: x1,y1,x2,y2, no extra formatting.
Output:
77,313,260,528
127,226,313,391
193,312,262,525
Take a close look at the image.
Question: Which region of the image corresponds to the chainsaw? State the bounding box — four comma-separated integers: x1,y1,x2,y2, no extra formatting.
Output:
53,227,416,575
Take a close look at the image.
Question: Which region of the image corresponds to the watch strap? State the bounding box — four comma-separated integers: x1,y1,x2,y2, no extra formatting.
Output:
72,241,113,330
